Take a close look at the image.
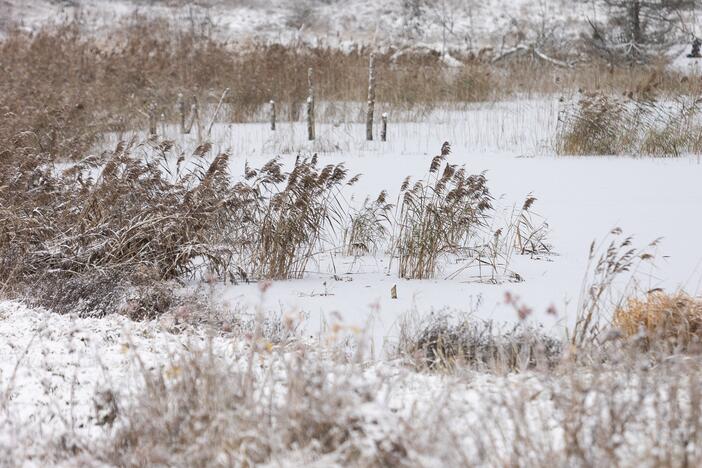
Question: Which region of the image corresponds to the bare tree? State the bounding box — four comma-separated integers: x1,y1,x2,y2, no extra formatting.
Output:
590,0,698,60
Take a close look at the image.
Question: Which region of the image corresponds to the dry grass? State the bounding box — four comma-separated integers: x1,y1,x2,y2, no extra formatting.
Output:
392,142,493,279
557,92,702,156
343,191,392,257
244,155,357,280
104,345,412,467
2,19,702,163
80,326,702,467
614,291,702,350
0,135,361,315
570,229,660,348
397,313,563,372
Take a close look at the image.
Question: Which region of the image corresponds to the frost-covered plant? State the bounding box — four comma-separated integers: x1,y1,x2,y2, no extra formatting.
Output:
241,154,359,280
398,313,562,371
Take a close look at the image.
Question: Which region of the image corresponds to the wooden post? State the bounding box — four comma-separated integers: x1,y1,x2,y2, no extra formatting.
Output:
366,53,376,141
270,100,276,131
307,67,315,141
195,98,203,143
381,112,387,142
148,102,157,136
177,93,186,134
184,98,199,137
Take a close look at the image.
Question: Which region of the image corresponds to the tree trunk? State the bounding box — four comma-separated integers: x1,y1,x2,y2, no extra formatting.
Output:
629,0,641,44
366,53,376,141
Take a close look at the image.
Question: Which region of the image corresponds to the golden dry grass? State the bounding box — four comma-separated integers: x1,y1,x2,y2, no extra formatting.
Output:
614,291,702,348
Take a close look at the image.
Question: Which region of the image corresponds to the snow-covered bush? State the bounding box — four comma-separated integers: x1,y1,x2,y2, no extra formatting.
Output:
398,313,563,371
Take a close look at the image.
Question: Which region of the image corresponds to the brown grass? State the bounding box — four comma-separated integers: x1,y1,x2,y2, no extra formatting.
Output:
393,142,493,280
614,291,702,350
556,92,702,156
2,19,702,163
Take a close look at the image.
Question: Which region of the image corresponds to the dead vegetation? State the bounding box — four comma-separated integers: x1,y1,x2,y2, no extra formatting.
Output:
244,155,357,279
343,191,392,257
2,19,702,163
393,142,493,279
614,291,702,351
398,313,562,372
557,91,702,156
0,137,546,316
86,318,702,467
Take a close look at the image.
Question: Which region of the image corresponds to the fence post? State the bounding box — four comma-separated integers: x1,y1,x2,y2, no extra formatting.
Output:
148,102,157,136
177,93,186,134
366,52,376,141
307,67,315,141
381,112,388,142
270,100,276,131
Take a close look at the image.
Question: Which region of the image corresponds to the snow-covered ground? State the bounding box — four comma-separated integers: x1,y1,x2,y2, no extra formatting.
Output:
4,1,702,464
0,300,548,465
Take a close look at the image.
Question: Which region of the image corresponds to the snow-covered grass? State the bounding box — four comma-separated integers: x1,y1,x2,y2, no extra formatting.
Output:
3,298,702,467
4,97,702,463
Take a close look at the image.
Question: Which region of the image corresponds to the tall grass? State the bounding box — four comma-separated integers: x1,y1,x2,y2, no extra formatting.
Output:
343,191,392,257
557,92,702,156
3,19,702,162
244,155,358,279
393,142,493,279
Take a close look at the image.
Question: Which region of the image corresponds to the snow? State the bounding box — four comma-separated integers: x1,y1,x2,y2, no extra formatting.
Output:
4,97,702,456
0,300,539,463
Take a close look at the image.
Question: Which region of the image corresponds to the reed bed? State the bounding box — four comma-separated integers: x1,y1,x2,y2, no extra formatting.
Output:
557,92,702,156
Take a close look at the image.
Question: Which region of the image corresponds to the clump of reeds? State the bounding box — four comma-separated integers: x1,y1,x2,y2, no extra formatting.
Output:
392,142,493,279
570,229,659,348
242,154,359,280
512,195,552,257
343,191,392,257
557,92,702,156
556,92,634,155
0,138,245,315
614,291,702,351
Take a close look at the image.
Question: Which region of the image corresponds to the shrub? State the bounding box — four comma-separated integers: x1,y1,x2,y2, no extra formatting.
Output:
398,313,563,371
